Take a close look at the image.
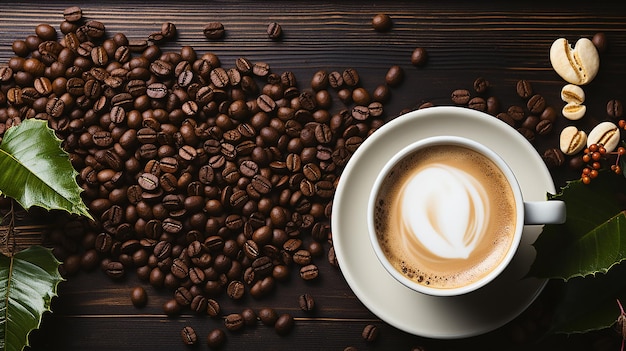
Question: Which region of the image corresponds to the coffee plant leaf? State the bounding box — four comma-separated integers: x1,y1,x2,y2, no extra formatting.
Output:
0,245,64,351
0,119,91,219
527,174,626,280
548,262,626,334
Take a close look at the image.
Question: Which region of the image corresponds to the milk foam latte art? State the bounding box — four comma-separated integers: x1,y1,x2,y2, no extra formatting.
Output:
373,144,517,290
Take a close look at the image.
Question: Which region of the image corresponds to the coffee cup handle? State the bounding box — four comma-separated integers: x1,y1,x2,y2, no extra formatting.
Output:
523,201,566,225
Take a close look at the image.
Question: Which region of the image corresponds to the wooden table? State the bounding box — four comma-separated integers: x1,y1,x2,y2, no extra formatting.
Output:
1,1,625,350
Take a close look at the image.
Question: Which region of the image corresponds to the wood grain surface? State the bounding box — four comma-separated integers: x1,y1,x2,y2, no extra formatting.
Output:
2,1,626,350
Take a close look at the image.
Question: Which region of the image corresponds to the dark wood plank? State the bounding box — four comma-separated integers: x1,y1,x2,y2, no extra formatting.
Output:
0,1,624,350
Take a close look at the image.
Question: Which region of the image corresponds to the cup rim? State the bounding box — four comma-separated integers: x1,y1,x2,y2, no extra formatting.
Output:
367,135,525,297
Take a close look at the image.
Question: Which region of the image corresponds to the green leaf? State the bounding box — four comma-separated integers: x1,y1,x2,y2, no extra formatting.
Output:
550,262,626,334
0,119,91,219
0,246,64,351
527,174,626,280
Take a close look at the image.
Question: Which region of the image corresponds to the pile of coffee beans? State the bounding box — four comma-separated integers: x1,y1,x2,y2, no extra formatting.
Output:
0,7,414,348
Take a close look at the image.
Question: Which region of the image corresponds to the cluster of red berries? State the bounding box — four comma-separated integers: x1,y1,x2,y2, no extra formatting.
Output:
580,143,626,184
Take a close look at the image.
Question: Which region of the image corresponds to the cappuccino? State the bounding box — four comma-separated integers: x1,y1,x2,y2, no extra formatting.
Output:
373,144,517,290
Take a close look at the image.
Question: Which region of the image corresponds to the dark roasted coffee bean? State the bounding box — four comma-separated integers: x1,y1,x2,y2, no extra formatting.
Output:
540,106,558,122
536,119,553,135
162,298,181,316
204,22,225,40
206,298,221,317
227,280,245,300
468,96,486,111
206,328,226,348
516,79,533,99
372,13,392,32
507,105,525,121
171,258,189,279
63,6,83,22
138,172,159,191
411,47,428,66
342,68,359,87
328,71,343,89
592,32,607,53
385,65,404,87
258,307,278,326
542,147,565,168
607,99,623,118
275,314,295,336
146,82,168,99
180,326,197,346
267,22,283,40
253,62,270,77
362,324,379,342
174,286,193,306
298,293,315,312
130,286,147,308
473,77,489,94
161,22,177,39
517,127,535,141
451,89,470,105
190,295,208,314
224,313,245,331
527,94,546,114
299,264,319,280
104,261,125,279
486,96,500,115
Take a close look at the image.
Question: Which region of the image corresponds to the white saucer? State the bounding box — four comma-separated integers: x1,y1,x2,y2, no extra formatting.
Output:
331,106,553,339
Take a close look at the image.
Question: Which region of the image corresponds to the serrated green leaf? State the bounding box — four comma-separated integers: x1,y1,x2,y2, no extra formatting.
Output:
0,246,64,351
0,119,91,219
550,262,626,334
527,174,626,280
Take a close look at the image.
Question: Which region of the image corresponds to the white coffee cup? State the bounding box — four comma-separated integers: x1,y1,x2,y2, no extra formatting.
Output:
367,136,565,297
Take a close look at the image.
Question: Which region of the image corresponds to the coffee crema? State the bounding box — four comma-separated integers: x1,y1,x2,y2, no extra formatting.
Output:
373,144,517,290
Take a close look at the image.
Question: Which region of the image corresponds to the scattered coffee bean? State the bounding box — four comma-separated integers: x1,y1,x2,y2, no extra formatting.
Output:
372,13,392,32
473,77,489,94
607,99,623,118
181,326,198,345
362,324,379,343
258,307,278,326
592,32,607,53
450,89,471,105
267,22,282,40
516,79,533,99
206,328,227,349
204,22,225,40
542,148,565,169
130,286,147,308
411,47,428,67
298,293,315,312
385,65,404,87
275,313,295,336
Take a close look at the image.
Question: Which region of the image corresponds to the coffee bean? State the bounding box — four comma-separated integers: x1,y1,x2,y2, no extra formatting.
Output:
203,22,225,40
130,286,147,308
275,314,295,336
267,22,282,40
299,264,319,280
607,99,623,118
180,326,197,346
507,105,525,121
592,32,607,53
224,313,245,331
227,280,245,300
516,79,533,99
298,293,315,312
385,65,404,87
451,89,470,105
411,47,428,66
206,328,226,348
527,94,546,114
258,307,278,326
473,77,489,94
468,97,486,111
542,148,565,168
362,324,379,342
342,68,359,87
372,13,392,32
63,6,83,22
104,261,124,279
536,119,553,135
